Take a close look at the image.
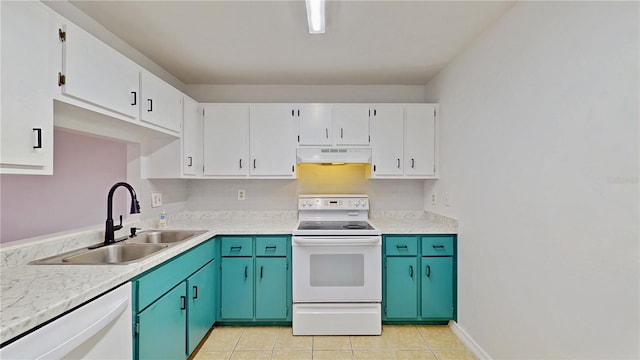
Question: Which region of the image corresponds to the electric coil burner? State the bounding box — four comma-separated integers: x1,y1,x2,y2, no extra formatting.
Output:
292,194,382,336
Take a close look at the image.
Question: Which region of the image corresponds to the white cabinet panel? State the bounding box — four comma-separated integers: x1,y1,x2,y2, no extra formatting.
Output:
182,97,202,176
140,70,183,133
203,104,250,176
405,105,436,177
59,19,139,119
1,1,54,174
249,104,297,177
297,104,332,146
370,105,404,176
332,105,370,146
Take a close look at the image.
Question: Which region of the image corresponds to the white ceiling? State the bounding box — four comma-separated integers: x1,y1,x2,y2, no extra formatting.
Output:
69,1,514,86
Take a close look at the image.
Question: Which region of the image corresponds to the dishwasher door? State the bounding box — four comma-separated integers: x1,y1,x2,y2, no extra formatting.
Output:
0,282,132,359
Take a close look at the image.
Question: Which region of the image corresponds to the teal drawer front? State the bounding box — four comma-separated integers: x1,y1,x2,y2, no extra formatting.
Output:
421,236,454,256
135,239,215,311
221,237,253,257
385,236,418,256
255,236,288,257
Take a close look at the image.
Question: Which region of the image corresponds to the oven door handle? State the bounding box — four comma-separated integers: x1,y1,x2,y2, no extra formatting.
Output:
293,236,381,246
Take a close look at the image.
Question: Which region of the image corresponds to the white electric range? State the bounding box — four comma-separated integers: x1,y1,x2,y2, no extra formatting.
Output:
292,194,382,336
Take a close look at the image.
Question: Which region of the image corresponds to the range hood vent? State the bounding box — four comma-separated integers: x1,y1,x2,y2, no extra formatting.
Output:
296,148,372,164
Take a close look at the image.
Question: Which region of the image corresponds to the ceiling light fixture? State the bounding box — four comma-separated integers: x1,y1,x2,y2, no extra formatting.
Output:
305,0,325,34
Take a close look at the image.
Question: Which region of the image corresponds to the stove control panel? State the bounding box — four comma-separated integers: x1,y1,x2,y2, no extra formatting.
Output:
298,195,369,210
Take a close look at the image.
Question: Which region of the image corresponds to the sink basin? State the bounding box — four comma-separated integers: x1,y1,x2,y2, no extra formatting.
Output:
29,230,207,265
61,244,168,264
125,230,206,245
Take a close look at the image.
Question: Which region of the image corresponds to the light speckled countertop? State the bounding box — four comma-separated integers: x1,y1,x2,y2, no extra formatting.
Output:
0,210,456,344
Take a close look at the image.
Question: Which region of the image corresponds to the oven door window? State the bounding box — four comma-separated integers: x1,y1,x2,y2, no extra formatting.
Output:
310,254,364,287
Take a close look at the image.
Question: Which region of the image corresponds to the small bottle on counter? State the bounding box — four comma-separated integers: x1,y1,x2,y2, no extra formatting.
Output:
158,209,168,228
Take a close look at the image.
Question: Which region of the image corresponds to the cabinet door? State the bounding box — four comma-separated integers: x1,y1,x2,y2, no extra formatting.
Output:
249,104,297,177
421,257,453,319
385,257,418,319
332,105,370,146
220,257,254,319
370,105,404,176
255,257,288,320
60,19,139,119
137,282,187,360
182,97,202,176
203,104,250,176
187,260,216,355
405,105,436,177
297,104,332,146
0,1,53,173
140,70,183,133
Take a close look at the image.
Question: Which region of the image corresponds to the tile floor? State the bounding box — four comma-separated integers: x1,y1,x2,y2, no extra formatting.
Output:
191,325,478,360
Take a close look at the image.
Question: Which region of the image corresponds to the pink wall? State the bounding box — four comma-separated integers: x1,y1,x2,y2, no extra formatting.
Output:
0,129,127,243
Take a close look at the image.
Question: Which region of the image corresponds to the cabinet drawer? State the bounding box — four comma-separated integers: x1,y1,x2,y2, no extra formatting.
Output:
221,237,253,256
255,236,288,257
385,236,418,256
421,236,454,256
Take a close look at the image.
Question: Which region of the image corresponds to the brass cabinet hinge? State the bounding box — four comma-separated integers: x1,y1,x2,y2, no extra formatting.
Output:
58,28,66,42
58,72,66,87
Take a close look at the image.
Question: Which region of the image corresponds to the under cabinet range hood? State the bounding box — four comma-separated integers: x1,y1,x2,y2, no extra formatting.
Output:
296,148,372,164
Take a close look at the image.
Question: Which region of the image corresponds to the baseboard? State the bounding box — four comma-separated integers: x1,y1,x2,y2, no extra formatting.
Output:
449,321,493,360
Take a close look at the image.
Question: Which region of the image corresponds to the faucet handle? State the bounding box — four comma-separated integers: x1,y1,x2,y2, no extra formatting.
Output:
130,227,142,237
113,215,123,231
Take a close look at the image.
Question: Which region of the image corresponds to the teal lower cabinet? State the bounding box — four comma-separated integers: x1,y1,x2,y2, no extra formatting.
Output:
385,257,418,319
133,239,216,360
187,260,217,354
218,235,291,324
137,282,187,359
221,257,254,319
421,257,453,319
382,234,456,324
255,257,288,319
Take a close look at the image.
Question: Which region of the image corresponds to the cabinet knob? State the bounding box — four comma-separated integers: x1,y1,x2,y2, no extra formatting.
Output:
193,286,198,299
409,265,414,278
180,296,186,310
426,265,431,278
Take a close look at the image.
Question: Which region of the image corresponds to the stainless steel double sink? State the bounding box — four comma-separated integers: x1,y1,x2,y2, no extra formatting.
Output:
30,230,207,265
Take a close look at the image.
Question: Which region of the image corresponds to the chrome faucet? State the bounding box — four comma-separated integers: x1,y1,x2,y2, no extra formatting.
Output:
105,182,141,245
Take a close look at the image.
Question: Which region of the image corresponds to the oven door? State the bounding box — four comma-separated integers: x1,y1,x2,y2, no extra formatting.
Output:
292,236,381,302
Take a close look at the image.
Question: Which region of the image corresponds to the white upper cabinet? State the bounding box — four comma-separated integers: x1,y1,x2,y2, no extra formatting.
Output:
369,104,438,179
369,105,405,176
202,104,297,178
57,18,139,119
404,104,437,177
332,104,370,146
139,70,183,133
249,104,297,177
297,104,332,146
1,1,54,174
182,97,202,176
203,104,250,176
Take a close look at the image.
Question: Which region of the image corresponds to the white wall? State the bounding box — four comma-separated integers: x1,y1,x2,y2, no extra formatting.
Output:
185,84,426,103
424,1,639,359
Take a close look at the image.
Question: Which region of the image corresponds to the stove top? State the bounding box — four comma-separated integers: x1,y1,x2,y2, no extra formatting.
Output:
297,221,376,231
295,195,381,236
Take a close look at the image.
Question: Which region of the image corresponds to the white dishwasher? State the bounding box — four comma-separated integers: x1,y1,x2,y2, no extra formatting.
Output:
0,282,132,359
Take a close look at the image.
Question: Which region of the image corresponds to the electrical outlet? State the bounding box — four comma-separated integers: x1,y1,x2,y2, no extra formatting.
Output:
431,192,437,205
151,193,163,208
237,189,246,201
